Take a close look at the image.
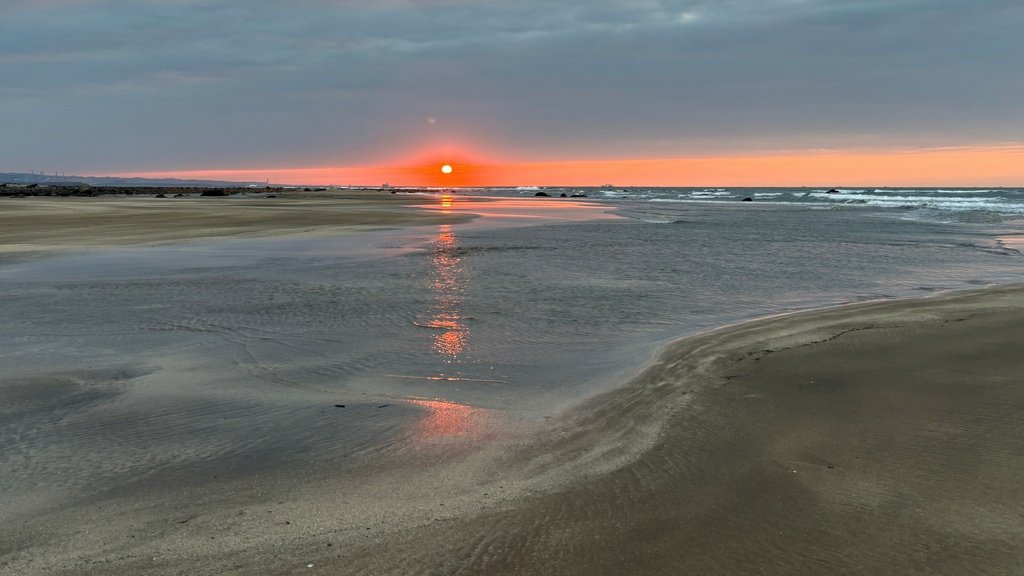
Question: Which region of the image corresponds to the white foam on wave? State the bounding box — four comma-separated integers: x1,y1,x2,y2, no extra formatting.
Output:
649,197,696,203
812,192,992,202
581,187,1024,218
872,188,1006,195
807,192,1024,213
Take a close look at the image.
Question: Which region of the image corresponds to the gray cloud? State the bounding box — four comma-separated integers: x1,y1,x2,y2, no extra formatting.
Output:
1,0,1022,172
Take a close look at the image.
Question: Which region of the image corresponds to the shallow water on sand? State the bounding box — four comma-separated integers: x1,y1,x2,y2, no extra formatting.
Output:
1,195,1023,520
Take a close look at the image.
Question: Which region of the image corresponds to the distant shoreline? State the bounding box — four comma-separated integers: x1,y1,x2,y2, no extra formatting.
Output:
0,184,422,198
0,188,471,253
0,184,277,198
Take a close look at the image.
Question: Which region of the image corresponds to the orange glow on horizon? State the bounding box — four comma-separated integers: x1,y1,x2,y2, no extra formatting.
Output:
110,144,1024,187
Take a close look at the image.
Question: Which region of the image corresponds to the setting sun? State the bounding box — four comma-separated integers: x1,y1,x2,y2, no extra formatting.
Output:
441,164,453,174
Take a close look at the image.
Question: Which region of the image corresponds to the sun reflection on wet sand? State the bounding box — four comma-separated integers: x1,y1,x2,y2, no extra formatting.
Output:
405,397,488,439
416,224,470,361
419,194,620,225
439,193,454,213
997,235,1024,251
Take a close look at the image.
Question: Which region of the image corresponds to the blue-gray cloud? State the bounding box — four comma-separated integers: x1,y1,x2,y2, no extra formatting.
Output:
1,0,1022,171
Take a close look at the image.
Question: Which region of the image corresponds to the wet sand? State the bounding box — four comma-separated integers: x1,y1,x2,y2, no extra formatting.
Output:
342,284,1022,576
1,193,1022,574
0,190,471,254
5,278,1023,574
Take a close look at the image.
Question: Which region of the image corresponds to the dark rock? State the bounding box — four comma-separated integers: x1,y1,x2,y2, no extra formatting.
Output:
741,197,753,202
333,404,346,408
173,193,185,198
534,192,550,197
200,189,227,197
155,193,166,198
570,193,587,198
267,194,277,198
826,188,840,194
559,193,568,198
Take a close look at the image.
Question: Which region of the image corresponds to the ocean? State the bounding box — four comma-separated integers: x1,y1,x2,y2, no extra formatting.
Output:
1,188,1023,508
484,185,1024,223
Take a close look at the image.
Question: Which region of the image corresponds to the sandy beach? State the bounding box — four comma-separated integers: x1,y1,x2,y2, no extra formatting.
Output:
1,194,1022,575
6,0,1023,570
0,190,471,254
324,285,1024,575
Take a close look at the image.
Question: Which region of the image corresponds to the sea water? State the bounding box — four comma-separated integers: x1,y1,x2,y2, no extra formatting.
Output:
486,185,1024,224
1,190,1023,511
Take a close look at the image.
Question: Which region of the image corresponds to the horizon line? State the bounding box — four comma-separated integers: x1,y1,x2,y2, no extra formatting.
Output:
51,143,1024,188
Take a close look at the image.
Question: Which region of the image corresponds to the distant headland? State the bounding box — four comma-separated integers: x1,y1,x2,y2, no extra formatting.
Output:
0,171,265,188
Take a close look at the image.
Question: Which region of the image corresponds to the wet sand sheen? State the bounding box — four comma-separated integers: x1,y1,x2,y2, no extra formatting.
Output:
328,285,1024,575
8,286,1022,574
2,192,1022,574
329,284,1024,573
0,190,473,253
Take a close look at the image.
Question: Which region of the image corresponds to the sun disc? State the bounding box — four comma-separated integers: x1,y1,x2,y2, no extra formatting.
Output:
441,164,453,174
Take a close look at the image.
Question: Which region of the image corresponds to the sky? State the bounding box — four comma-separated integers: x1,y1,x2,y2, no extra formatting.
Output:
2,0,1023,186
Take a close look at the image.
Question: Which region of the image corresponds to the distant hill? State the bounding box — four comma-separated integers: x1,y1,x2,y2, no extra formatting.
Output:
0,172,267,188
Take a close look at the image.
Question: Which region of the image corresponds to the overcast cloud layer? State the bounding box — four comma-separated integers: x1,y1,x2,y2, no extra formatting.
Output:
2,0,1022,172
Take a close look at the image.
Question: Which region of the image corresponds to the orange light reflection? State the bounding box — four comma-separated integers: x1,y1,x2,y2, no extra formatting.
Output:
405,397,485,438
439,193,454,213
416,224,469,360
420,195,620,225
